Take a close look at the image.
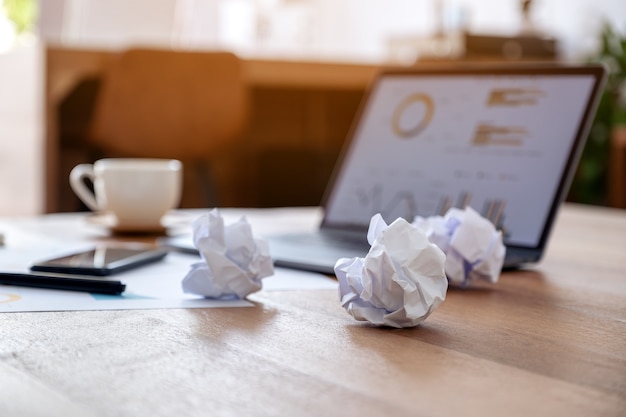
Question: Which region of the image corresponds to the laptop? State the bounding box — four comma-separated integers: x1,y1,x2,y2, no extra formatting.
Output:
166,63,607,275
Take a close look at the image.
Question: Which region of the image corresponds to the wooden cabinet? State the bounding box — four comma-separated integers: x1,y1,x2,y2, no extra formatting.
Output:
45,47,379,212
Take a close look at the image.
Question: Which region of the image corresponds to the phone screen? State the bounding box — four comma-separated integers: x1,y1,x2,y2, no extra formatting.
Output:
31,246,169,276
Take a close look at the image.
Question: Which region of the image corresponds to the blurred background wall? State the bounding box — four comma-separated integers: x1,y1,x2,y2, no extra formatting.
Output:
0,0,625,215
35,0,626,61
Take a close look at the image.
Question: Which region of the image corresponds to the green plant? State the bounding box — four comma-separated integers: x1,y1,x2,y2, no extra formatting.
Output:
2,0,36,34
569,23,626,205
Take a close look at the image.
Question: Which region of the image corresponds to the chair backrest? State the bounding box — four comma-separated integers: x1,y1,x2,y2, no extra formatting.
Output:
88,48,248,160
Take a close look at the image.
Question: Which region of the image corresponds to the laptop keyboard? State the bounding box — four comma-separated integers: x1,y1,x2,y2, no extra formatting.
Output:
275,230,369,250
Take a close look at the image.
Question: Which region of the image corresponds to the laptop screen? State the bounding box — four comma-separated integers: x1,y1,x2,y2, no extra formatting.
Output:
323,66,604,248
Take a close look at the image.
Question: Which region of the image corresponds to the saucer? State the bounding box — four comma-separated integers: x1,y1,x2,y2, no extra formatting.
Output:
85,211,192,235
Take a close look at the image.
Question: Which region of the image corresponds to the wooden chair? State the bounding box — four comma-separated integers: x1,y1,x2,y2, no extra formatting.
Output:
87,48,249,208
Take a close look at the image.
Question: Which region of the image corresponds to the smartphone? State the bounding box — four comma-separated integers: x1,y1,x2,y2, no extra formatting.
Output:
30,246,169,276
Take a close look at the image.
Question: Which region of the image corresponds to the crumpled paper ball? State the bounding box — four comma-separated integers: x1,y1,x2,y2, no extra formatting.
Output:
182,209,274,299
413,206,506,287
334,214,448,328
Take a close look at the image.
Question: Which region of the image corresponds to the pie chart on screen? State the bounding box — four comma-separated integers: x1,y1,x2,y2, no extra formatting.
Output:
391,93,434,139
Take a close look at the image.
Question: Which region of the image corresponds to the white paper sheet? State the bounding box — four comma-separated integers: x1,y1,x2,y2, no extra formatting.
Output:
0,250,336,313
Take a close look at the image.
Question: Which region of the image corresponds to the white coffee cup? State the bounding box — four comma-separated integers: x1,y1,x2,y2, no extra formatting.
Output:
70,158,183,230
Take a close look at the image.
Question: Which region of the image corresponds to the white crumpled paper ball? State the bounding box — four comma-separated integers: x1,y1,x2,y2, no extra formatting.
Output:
334,214,448,328
413,206,506,287
182,209,274,299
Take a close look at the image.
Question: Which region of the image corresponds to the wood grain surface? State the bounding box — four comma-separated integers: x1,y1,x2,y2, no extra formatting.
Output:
1,204,625,417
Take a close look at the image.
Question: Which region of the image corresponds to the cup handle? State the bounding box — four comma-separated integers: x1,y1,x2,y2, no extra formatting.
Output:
69,164,99,211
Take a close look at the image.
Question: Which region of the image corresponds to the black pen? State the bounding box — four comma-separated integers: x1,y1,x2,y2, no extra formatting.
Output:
0,272,126,295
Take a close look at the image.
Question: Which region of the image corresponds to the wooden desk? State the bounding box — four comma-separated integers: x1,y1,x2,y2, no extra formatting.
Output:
1,204,625,416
